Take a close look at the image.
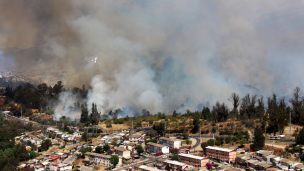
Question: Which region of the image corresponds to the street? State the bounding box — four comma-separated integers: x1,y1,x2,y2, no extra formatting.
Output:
63,154,76,164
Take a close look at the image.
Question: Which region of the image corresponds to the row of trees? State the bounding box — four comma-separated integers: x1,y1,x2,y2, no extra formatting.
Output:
4,81,87,112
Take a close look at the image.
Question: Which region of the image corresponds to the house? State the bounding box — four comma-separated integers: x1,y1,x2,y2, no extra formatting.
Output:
155,158,167,170
256,162,273,170
280,158,298,169
256,150,273,157
74,136,81,143
295,164,304,171
246,159,260,169
129,134,145,142
115,147,131,159
205,146,237,163
146,142,169,154
163,159,191,171
178,153,209,167
125,142,136,150
159,137,182,149
48,155,61,162
84,152,111,167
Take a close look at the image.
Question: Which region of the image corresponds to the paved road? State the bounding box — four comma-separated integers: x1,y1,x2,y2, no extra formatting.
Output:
63,154,76,164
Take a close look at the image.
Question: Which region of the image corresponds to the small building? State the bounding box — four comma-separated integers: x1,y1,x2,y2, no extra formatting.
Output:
280,158,298,169
163,159,191,170
146,142,169,154
256,162,273,170
295,164,304,171
115,147,131,159
84,152,111,167
159,137,182,149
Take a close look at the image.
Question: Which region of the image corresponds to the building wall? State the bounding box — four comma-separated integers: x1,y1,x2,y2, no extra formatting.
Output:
206,148,236,162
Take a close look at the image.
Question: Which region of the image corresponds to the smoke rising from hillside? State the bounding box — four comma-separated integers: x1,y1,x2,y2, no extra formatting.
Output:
1,1,304,115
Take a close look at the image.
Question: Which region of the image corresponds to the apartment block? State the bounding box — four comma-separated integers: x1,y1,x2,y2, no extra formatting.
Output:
205,146,236,162
178,153,209,167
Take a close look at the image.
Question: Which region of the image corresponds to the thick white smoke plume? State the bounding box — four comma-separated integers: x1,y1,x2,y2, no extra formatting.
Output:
2,1,304,117
54,92,81,121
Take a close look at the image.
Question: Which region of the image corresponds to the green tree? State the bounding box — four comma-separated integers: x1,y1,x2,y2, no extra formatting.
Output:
253,126,265,151
225,136,232,144
244,131,250,141
0,150,6,159
81,132,88,142
185,139,191,145
135,122,142,128
152,122,165,136
80,108,89,124
236,132,243,140
191,116,200,134
182,132,189,139
95,146,103,153
296,128,304,145
201,142,208,154
110,155,119,168
172,110,178,117
207,139,215,146
29,150,36,159
240,140,246,147
103,144,110,152
149,120,153,125
136,145,144,154
0,112,3,127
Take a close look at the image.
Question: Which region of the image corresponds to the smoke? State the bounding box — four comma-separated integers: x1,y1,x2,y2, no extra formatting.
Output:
54,91,81,121
1,0,304,116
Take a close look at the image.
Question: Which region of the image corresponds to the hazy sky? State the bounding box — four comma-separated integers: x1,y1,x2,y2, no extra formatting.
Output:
1,0,304,114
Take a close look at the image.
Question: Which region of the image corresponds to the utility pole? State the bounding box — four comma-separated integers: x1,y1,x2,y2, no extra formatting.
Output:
21,106,22,118
164,121,166,137
200,125,201,139
290,111,291,136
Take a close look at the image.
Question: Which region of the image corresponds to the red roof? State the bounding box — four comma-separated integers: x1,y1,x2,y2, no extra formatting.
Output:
51,162,60,166
49,155,61,160
74,137,81,140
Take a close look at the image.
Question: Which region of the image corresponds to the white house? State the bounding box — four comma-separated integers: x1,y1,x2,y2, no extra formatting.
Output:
159,137,182,149
146,142,169,154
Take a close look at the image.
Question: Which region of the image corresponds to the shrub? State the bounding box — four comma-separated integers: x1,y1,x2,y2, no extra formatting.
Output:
212,122,216,126
212,127,217,133
207,139,215,146
232,137,238,142
225,136,232,144
240,140,246,147
215,141,221,146
205,129,209,134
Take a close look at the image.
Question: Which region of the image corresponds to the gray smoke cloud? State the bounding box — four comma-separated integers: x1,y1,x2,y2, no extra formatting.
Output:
1,0,304,116
54,91,81,121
